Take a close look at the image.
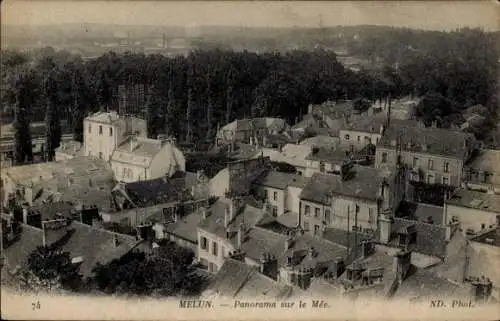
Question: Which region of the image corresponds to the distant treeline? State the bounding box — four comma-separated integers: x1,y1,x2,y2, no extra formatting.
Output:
1,27,498,161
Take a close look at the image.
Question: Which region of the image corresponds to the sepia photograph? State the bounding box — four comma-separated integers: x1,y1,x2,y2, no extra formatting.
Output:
1,1,499,320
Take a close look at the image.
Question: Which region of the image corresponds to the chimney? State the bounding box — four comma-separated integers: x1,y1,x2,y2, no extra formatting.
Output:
259,252,268,274
361,240,373,259
42,221,48,247
129,137,137,152
113,234,119,247
284,231,294,252
379,124,385,134
249,136,254,145
224,205,230,228
329,257,345,279
22,205,29,224
263,135,268,147
378,214,393,244
237,223,244,249
308,246,315,260
470,276,493,303
201,207,208,220
392,250,412,283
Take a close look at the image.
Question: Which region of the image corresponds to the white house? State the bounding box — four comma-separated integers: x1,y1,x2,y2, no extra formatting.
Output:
83,111,147,162
110,136,185,183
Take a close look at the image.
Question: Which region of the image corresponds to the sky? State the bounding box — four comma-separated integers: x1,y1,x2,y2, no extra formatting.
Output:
2,1,499,31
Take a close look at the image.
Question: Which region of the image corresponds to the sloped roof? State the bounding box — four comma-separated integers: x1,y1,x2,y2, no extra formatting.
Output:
162,211,203,243
446,189,500,214
117,173,190,208
305,147,348,163
300,135,340,149
340,113,387,134
300,167,391,203
2,222,140,278
323,227,375,248
391,218,448,258
466,149,500,173
271,144,312,168
378,124,474,160
198,198,266,244
206,258,292,299
253,171,308,190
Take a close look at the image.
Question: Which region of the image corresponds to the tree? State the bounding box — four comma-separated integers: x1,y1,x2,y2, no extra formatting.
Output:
17,245,82,293
12,72,34,165
44,70,62,161
145,91,160,139
90,241,208,297
353,98,372,113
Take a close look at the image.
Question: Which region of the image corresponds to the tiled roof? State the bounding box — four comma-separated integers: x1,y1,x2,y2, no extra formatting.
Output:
112,137,184,170
29,201,76,221
205,258,292,299
198,198,266,244
280,233,348,270
292,114,326,131
378,124,474,160
396,268,471,299
162,211,203,243
85,111,121,124
229,143,262,160
253,171,307,190
470,228,500,247
397,202,444,225
300,167,391,203
275,212,300,229
466,149,500,173
241,227,289,262
271,144,312,168
300,135,340,149
446,189,500,214
2,221,140,277
55,140,84,157
305,147,348,163
4,157,115,189
340,113,387,134
390,218,448,258
57,187,117,213
323,227,375,248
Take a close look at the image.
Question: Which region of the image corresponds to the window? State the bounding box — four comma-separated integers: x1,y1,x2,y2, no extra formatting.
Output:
273,191,277,201
344,134,350,140
444,162,449,173
109,127,113,136
303,221,310,231
265,189,270,200
426,174,435,184
305,205,311,216
212,242,218,256
88,124,91,133
428,159,434,170
201,237,208,250
324,209,331,224
98,152,103,160
357,136,361,142
442,177,449,185
319,162,325,173
412,157,419,167
314,207,320,218
122,168,127,178
99,125,103,135
314,225,320,235
272,207,278,217
381,152,388,163
481,224,485,230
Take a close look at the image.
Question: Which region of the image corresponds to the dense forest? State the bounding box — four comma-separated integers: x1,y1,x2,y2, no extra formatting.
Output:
2,27,499,164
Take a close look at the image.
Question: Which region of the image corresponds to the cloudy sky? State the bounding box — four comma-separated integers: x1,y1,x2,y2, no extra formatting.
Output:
2,1,499,31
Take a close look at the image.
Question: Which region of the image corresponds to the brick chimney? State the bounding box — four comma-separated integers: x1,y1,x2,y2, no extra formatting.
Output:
378,214,393,244
224,205,230,228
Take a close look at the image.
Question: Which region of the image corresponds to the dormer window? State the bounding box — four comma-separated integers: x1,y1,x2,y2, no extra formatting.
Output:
344,134,350,140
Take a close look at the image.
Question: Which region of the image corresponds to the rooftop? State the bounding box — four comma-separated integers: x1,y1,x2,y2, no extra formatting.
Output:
198,198,266,245
114,172,191,208
470,228,500,247
305,147,348,163
161,211,203,243
2,221,140,277
397,202,444,225
340,113,387,134
300,166,393,203
204,258,292,299
55,140,84,157
323,227,375,248
466,149,500,173
446,189,500,214
29,201,76,221
220,118,288,135
112,136,184,170
311,101,354,120
271,144,311,168
253,170,309,190
300,135,340,149
378,124,474,160
3,157,114,189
